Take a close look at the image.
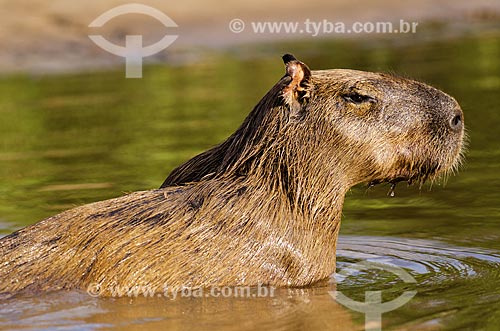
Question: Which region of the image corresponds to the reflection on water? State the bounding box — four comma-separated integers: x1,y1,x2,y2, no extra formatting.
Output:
0,289,354,331
338,236,500,277
337,237,500,331
0,32,499,330
1,237,499,331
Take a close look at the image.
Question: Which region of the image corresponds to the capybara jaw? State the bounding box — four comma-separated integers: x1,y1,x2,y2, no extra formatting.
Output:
0,54,465,297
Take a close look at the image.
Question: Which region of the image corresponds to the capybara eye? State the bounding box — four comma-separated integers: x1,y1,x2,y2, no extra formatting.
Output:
342,92,375,104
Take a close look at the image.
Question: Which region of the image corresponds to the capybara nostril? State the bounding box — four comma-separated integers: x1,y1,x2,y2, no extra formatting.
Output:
450,113,463,132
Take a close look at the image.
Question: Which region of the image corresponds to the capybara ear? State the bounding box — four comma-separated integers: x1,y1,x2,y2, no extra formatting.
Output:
282,54,312,115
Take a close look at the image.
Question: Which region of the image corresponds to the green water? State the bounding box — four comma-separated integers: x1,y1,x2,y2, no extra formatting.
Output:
1,33,500,330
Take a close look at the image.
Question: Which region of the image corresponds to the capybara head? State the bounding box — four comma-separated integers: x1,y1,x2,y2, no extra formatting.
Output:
162,54,465,192
301,65,465,187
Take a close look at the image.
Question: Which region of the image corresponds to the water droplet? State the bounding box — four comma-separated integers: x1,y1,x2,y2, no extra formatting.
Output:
388,183,396,197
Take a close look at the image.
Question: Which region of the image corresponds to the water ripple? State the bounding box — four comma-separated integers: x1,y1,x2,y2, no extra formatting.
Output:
336,235,500,286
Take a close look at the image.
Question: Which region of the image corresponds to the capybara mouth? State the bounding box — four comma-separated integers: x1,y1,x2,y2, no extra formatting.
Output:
368,139,466,194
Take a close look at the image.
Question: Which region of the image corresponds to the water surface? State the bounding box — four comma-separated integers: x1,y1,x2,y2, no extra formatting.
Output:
0,33,499,330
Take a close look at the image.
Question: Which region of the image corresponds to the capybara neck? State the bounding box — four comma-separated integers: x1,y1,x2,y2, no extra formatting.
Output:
161,74,349,279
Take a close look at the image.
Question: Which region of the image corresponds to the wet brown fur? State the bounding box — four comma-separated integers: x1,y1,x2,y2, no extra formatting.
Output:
0,55,465,298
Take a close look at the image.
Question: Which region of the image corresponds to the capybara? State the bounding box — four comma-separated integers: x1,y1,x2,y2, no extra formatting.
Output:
0,54,465,298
